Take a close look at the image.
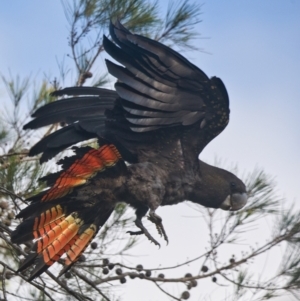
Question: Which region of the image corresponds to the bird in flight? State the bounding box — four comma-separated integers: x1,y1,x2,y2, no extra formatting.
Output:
12,21,247,280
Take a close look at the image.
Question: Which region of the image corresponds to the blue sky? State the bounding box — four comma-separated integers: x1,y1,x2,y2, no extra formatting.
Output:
0,1,300,300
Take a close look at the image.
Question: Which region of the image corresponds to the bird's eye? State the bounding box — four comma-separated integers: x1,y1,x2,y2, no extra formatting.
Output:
230,182,236,188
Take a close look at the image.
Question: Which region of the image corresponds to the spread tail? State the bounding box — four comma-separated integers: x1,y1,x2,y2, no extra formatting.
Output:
11,144,125,280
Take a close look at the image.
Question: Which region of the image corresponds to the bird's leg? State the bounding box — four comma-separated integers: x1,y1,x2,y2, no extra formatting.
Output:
148,210,168,244
127,206,160,247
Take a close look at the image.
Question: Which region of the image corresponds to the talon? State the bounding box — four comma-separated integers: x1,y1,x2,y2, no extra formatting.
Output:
144,230,161,248
129,207,161,247
127,229,160,247
148,211,169,244
127,230,144,236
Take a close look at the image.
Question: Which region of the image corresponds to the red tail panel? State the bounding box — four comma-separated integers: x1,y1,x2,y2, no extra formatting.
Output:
36,213,81,253
41,145,122,202
33,205,64,239
46,235,79,266
33,216,65,239
14,144,123,279
41,219,82,264
65,224,97,266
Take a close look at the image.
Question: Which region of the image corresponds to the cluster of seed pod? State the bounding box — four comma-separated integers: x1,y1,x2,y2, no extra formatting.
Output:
62,243,217,300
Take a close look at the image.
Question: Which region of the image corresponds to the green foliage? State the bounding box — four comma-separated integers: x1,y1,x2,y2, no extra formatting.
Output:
31,81,57,113
62,0,202,86
1,75,30,107
158,0,202,49
234,169,280,223
233,269,251,299
0,124,8,142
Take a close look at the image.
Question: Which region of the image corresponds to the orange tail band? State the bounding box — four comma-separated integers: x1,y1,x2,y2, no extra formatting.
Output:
33,205,65,239
41,144,122,202
36,213,81,254
65,224,97,266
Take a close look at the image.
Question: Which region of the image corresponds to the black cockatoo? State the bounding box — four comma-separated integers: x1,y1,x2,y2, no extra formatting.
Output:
11,21,247,280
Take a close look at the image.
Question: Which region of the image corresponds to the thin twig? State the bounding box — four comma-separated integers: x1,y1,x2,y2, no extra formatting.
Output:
73,269,111,301
2,265,7,301
0,151,29,159
153,281,181,301
220,272,289,292
45,271,88,301
0,186,25,203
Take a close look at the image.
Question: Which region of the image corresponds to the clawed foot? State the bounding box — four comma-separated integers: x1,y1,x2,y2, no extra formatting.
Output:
148,211,169,244
127,219,160,247
127,230,144,235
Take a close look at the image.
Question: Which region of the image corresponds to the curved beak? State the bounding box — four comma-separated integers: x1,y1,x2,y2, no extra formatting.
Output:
220,192,248,211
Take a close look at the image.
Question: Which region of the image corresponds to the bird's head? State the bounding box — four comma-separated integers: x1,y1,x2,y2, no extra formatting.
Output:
187,161,248,211
219,178,247,211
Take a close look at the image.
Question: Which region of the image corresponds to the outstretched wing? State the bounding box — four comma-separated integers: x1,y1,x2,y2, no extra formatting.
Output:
102,21,230,161
24,88,118,163
25,21,229,165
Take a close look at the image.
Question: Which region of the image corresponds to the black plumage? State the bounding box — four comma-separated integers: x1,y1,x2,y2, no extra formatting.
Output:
12,21,247,279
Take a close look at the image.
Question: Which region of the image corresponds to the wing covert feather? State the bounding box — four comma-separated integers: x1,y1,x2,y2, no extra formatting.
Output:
103,21,229,153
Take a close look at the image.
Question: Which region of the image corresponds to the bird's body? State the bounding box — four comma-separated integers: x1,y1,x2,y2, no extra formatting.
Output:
11,21,247,280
